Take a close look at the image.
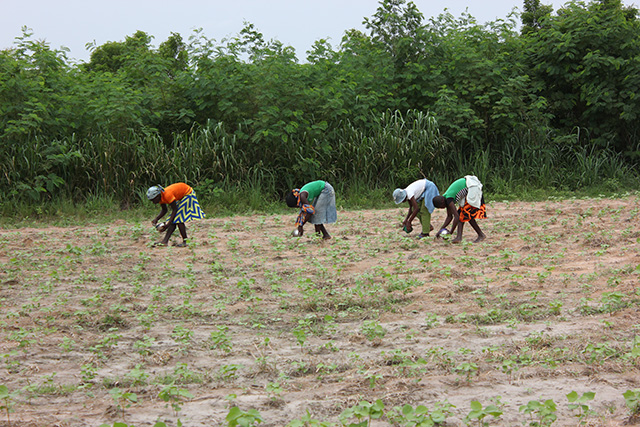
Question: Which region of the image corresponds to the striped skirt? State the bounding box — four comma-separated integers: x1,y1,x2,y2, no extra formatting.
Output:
173,193,205,223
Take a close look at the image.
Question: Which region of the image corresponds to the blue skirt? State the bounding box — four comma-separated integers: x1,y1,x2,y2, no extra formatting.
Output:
309,183,337,225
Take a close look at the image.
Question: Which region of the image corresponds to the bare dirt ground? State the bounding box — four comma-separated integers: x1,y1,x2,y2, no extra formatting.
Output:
1,196,640,427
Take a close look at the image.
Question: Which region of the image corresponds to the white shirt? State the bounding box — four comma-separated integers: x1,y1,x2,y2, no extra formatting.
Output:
404,180,427,201
465,175,483,208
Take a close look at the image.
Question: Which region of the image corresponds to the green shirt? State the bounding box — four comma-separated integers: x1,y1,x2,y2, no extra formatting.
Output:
300,180,326,201
443,178,466,200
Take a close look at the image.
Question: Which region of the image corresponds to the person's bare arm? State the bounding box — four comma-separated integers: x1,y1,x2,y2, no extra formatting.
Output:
436,200,458,237
152,205,168,225
403,197,419,228
167,201,178,224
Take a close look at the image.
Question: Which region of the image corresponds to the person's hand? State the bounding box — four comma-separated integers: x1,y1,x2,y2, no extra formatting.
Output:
151,219,157,226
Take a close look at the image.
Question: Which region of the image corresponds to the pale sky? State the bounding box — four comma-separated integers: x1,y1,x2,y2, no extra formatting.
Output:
0,0,631,63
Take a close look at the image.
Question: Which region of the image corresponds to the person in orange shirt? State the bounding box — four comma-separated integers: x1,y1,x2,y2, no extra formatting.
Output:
146,182,205,247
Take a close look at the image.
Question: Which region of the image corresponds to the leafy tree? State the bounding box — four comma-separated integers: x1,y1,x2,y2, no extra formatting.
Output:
158,32,189,74
0,27,76,140
337,28,401,124
85,30,153,73
521,0,554,34
364,0,426,67
524,0,640,153
408,10,549,154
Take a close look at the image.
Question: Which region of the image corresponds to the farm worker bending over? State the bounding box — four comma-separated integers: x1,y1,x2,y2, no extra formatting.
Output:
146,182,205,247
432,176,486,243
393,178,440,239
285,180,337,240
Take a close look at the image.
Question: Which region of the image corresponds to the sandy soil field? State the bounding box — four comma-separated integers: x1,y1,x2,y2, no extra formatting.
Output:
1,195,639,427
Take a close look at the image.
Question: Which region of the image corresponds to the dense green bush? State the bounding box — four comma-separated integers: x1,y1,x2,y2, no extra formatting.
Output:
1,0,638,211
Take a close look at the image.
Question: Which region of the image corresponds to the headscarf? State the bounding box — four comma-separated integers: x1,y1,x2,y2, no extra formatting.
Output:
146,185,164,200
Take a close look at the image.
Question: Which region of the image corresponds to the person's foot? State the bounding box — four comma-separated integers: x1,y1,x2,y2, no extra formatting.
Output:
417,233,430,239
474,234,486,243
451,237,462,244
322,234,332,240
174,241,187,247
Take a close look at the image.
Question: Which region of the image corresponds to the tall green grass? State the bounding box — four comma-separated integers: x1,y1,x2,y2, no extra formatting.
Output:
1,109,637,218
454,128,636,198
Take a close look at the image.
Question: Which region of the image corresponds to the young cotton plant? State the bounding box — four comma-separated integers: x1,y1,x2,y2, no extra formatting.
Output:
623,389,640,418
566,391,595,423
108,387,138,421
209,325,233,353
292,327,307,353
339,399,385,427
454,362,479,383
387,402,455,426
226,406,264,427
464,401,503,426
361,320,387,341
158,385,194,418
286,410,332,427
519,399,558,426
0,384,19,426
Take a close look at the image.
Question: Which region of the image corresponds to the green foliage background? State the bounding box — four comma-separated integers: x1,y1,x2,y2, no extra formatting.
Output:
1,0,639,213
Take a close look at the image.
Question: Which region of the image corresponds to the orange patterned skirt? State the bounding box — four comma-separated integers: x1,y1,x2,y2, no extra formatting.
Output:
458,202,486,222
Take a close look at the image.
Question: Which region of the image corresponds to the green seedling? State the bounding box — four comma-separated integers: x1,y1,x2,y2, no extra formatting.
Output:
500,359,520,383
226,406,264,427
173,362,202,384
388,401,454,426
0,384,18,425
59,336,76,352
171,325,193,351
124,364,149,386
519,399,557,426
108,387,138,421
623,389,640,417
0,351,20,374
219,364,242,381
158,385,194,417
366,372,383,389
454,362,479,383
210,326,233,353
361,320,387,341
265,381,282,401
292,327,307,353
80,363,98,385
339,399,385,427
599,291,628,313
566,391,595,423
464,401,503,426
133,335,156,356
548,299,563,315
286,410,332,427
